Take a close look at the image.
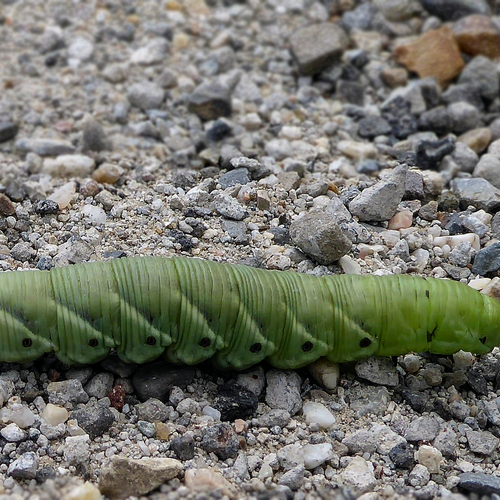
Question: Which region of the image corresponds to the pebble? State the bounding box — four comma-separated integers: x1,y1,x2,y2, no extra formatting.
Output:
15,138,75,156
453,15,500,58
47,379,89,405
1,422,27,442
265,370,302,416
466,430,499,455
393,27,464,86
184,468,235,497
7,452,39,479
71,403,114,438
459,472,500,495
289,212,352,265
85,373,114,399
349,165,407,221
416,445,442,474
40,403,69,426
409,464,430,488
212,381,258,421
404,416,440,442
288,22,348,75
127,81,165,111
419,0,491,20
92,163,124,184
42,154,95,177
354,357,399,386
451,178,500,212
98,457,182,500
63,435,90,465
170,434,195,460
337,140,377,160
339,457,376,496
201,423,239,460
0,122,19,142
135,398,170,422
188,82,232,121
302,402,336,429
458,127,491,154
448,102,481,135
278,465,304,490
302,443,333,469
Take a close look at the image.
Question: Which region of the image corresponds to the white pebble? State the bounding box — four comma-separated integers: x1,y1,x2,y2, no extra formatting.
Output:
302,402,336,429
81,205,107,225
41,404,69,426
48,181,76,209
302,443,333,469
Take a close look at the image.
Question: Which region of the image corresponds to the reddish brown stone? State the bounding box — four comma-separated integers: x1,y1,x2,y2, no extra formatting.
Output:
0,193,15,216
394,27,464,87
453,15,500,59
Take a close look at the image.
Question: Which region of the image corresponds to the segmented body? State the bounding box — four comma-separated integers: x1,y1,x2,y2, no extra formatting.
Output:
1,256,499,369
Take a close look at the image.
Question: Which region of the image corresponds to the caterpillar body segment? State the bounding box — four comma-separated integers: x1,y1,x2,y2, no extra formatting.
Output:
0,256,499,369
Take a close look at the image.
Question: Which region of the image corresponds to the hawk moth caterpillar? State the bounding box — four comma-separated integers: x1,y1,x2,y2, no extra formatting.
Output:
1,256,499,369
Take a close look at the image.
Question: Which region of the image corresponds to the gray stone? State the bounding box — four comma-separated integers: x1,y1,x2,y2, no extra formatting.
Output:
289,22,348,75
221,220,249,245
466,430,499,455
459,56,499,101
358,115,392,139
257,409,291,428
472,241,500,275
349,165,407,221
71,403,115,438
418,106,451,136
342,3,377,31
433,427,458,457
373,0,418,21
404,416,440,442
188,82,232,121
448,102,481,135
1,423,27,442
85,373,114,399
442,83,484,110
170,434,195,460
265,370,302,416
82,119,110,153
128,81,165,111
10,242,35,262
448,241,472,267
47,379,89,406
135,398,170,422
347,385,390,416
278,465,304,491
15,138,75,156
212,192,248,221
450,141,478,173
409,464,430,488
451,177,500,212
339,457,376,496
290,212,352,265
63,435,90,465
459,472,500,495
137,420,156,438
419,0,491,21
473,154,500,189
355,357,399,387
7,452,38,479
218,168,250,189
201,423,239,460
0,122,19,143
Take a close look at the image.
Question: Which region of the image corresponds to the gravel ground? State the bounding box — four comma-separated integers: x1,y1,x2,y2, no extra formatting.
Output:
2,0,500,499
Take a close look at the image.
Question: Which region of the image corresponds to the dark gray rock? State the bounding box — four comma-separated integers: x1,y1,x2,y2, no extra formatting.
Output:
135,398,170,422
466,365,489,395
218,168,250,189
82,119,110,152
206,119,232,142
222,220,249,245
419,0,490,20
188,82,232,121
132,363,195,402
381,96,418,139
15,138,75,156
213,381,258,421
472,241,500,275
418,107,451,136
358,115,392,139
137,420,156,438
404,416,440,442
289,22,348,76
459,56,500,101
71,403,114,438
459,472,500,495
451,177,500,212
7,452,38,479
442,83,484,110
337,80,364,105
257,409,291,428
415,137,455,170
33,199,59,216
290,212,352,265
0,122,18,142
342,3,377,31
201,423,239,460
170,434,195,460
389,442,415,470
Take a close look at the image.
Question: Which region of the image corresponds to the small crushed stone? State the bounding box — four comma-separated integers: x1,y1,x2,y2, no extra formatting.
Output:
1,1,500,500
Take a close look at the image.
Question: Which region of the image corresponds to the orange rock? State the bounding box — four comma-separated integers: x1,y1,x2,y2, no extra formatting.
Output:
453,15,500,59
394,27,464,87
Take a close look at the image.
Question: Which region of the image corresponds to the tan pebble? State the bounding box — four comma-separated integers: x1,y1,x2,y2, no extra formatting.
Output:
233,419,247,434
394,27,464,86
80,179,101,197
41,403,69,426
48,181,76,209
173,33,190,50
416,445,442,474
62,481,103,500
457,128,491,154
308,358,340,391
453,15,500,59
184,469,235,497
387,210,413,230
92,163,124,184
337,140,377,159
154,422,171,440
380,67,409,88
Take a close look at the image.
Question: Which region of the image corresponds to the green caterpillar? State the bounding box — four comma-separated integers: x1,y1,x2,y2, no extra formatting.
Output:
1,256,499,369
